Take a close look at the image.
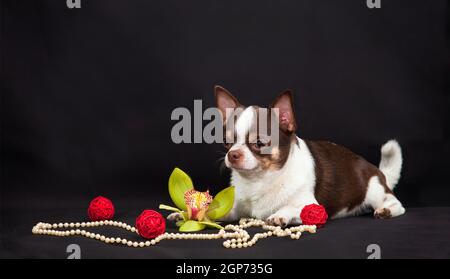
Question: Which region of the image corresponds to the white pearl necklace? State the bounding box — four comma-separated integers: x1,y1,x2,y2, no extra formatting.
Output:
32,218,316,249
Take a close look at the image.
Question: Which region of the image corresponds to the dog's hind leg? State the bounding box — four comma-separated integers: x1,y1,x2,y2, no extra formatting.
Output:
365,176,405,219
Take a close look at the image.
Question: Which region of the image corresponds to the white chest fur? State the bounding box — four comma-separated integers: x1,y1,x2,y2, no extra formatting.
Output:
230,138,317,219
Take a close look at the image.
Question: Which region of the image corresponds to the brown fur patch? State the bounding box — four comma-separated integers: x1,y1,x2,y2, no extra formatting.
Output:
304,140,389,217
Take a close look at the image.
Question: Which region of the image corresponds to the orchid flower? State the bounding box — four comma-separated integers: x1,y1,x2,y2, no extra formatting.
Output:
159,168,235,232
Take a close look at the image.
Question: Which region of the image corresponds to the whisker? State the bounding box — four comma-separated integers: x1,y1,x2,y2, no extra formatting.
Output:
218,160,229,175
213,149,229,175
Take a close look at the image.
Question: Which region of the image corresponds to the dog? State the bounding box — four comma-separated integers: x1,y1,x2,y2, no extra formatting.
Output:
169,86,405,227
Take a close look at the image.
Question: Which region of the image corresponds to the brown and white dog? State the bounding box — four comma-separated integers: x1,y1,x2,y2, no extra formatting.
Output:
214,85,405,227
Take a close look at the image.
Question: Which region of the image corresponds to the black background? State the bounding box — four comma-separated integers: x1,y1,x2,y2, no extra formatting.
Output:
1,0,449,258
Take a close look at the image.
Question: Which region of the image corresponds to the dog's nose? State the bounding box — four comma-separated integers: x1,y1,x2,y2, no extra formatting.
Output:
228,150,243,164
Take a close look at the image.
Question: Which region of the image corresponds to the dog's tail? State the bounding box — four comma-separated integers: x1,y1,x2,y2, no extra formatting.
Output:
379,140,403,190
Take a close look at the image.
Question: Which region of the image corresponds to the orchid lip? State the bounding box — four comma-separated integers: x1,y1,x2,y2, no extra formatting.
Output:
184,189,213,221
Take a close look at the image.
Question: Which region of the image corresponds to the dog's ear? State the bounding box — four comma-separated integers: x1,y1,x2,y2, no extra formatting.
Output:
215,85,240,122
271,90,297,133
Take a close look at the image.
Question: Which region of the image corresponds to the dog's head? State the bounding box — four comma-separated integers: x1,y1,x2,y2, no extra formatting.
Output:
215,85,297,174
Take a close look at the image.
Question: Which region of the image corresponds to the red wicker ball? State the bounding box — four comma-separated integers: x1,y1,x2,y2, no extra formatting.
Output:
87,196,115,221
300,204,328,228
135,210,166,239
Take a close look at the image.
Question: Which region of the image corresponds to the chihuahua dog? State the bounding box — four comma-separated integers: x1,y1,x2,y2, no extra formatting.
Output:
169,86,405,227
214,85,405,227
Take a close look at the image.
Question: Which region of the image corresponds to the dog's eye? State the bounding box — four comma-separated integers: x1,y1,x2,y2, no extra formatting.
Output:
254,139,266,149
256,139,265,148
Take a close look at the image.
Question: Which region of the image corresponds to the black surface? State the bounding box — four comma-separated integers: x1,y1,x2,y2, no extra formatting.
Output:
2,0,450,259
1,200,449,258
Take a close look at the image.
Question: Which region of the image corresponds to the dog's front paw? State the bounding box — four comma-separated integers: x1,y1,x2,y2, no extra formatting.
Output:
266,214,289,228
167,212,183,222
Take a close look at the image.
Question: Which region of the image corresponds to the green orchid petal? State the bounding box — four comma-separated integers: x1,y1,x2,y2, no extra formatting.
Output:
176,220,186,227
199,221,224,230
168,168,194,211
207,186,235,220
179,220,206,232
159,204,182,212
